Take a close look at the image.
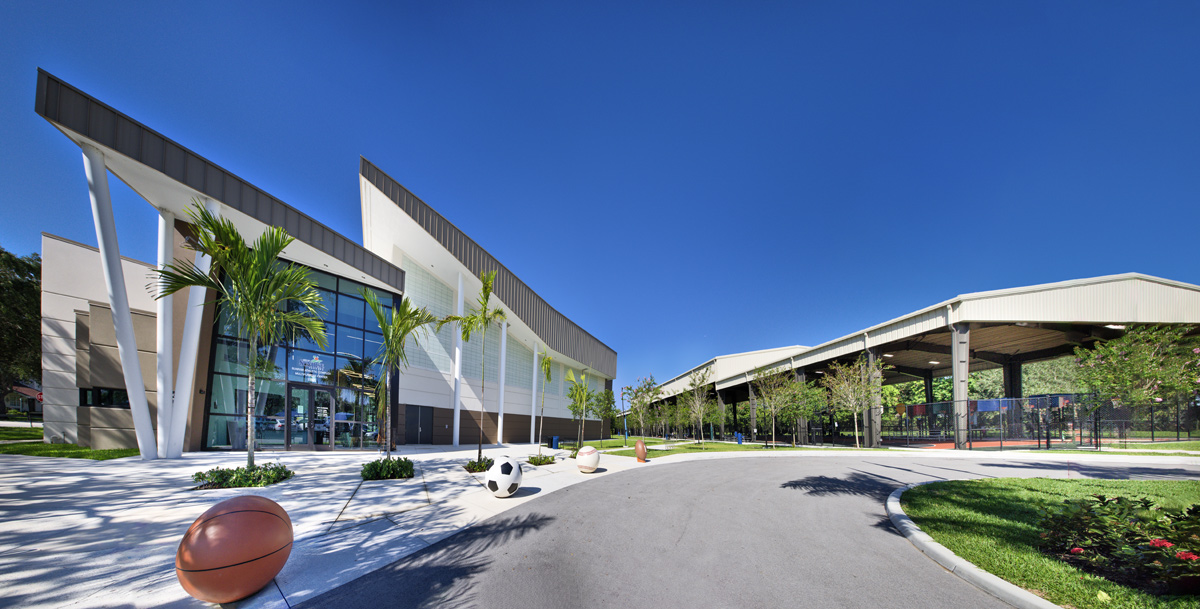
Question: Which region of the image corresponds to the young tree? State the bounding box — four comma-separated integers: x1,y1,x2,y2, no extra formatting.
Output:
625,376,660,439
565,370,596,447
0,246,40,404
683,368,714,445
536,352,554,455
752,367,792,447
787,379,828,445
155,203,327,468
1075,324,1199,409
439,270,507,463
592,388,617,448
820,355,885,449
363,289,438,459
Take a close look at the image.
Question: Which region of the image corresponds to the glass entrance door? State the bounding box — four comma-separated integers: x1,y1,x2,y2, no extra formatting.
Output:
287,385,334,450
288,386,311,449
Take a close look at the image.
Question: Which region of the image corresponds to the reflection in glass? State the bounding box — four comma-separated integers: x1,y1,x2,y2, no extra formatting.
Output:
336,325,365,359
337,293,365,328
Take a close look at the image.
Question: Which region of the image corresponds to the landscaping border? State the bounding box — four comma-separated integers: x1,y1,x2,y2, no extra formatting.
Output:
886,482,1062,609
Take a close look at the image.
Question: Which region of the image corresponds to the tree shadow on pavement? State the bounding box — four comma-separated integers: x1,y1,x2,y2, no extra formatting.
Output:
779,469,903,501
294,512,556,609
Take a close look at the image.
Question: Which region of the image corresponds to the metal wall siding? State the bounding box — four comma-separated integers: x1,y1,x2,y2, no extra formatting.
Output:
359,157,617,378
33,70,405,295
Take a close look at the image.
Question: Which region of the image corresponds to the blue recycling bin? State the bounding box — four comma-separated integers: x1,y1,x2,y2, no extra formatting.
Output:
550,436,559,449
736,432,743,445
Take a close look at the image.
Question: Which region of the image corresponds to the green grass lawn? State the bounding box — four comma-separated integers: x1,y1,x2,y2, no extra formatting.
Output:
606,442,873,458
565,436,670,450
0,427,43,441
902,478,1200,609
0,442,139,460
1105,440,1200,452
1023,449,1200,457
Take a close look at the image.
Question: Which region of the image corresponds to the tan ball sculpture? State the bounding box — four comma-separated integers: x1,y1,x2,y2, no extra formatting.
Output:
175,495,294,604
635,439,648,462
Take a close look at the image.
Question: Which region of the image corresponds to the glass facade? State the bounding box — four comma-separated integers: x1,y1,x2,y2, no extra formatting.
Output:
203,265,396,451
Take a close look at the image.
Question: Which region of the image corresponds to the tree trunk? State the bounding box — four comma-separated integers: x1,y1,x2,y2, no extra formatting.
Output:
853,410,861,449
537,389,546,456
772,415,776,448
246,337,257,469
384,369,392,459
478,328,486,463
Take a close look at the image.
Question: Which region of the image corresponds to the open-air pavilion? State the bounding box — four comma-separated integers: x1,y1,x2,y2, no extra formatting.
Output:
658,273,1200,449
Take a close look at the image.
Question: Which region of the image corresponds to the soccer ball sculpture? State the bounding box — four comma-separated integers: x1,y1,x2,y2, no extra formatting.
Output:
576,445,600,473
485,456,523,498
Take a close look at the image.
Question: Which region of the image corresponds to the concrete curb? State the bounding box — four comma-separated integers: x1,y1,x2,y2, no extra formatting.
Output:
886,482,1062,609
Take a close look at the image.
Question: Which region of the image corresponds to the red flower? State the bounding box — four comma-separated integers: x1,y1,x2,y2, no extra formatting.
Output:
1177,551,1200,561
1070,547,1084,554
1149,539,1175,548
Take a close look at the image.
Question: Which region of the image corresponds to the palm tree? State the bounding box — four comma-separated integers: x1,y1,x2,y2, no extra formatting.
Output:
536,352,554,455
439,270,507,463
363,289,438,459
155,202,327,468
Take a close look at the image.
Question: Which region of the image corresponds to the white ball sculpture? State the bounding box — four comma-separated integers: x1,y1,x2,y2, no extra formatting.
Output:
485,456,523,498
576,445,600,473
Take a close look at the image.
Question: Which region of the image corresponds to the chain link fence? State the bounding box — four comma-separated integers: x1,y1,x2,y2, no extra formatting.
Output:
877,395,1198,450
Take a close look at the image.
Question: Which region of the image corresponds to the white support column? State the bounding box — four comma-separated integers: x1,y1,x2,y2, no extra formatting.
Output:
155,209,175,458
530,346,539,444
166,199,219,458
81,144,156,460
452,272,464,446
496,321,507,445
951,321,971,450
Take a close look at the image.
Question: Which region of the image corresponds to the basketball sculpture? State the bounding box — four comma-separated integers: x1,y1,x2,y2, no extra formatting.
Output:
576,445,600,473
176,495,293,604
485,456,523,498
635,439,648,462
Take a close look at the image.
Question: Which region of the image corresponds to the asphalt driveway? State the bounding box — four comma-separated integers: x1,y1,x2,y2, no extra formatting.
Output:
296,455,1200,609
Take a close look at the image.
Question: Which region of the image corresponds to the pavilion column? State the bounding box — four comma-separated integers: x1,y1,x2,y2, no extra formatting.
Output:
795,369,808,443
748,383,757,441
167,199,219,458
923,370,935,404
496,322,507,444
716,390,725,439
866,347,882,448
82,144,156,460
1003,361,1023,399
155,209,175,458
452,273,464,446
951,322,971,449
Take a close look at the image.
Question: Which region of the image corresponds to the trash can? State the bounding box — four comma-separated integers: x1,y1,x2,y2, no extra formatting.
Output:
550,436,559,449
736,432,743,445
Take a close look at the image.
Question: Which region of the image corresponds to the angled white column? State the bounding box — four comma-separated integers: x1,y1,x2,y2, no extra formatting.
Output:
452,272,464,446
155,209,175,458
496,322,507,444
530,346,539,443
166,199,219,458
82,144,156,460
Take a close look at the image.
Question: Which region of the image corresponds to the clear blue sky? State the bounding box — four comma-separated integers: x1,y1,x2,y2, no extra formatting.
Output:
3,2,1199,398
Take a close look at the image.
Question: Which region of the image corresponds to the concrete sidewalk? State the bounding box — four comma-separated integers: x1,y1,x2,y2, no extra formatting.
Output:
0,443,642,608
0,445,1196,608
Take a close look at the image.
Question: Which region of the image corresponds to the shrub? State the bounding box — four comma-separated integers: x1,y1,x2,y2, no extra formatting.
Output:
361,456,415,480
464,456,494,473
1038,494,1200,594
192,462,294,489
527,454,555,466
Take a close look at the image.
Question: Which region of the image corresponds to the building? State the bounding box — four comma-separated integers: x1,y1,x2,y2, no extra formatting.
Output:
34,69,615,456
